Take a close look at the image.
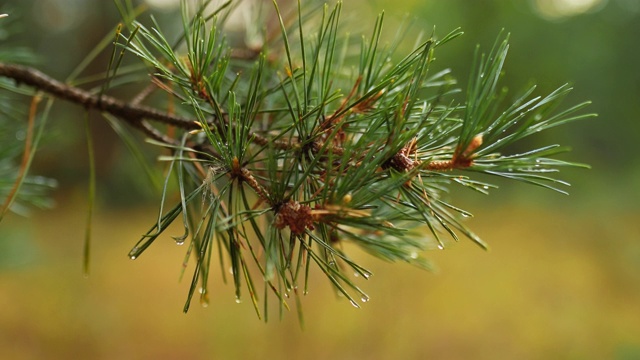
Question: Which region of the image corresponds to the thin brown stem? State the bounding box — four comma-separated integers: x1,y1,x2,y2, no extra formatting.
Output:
230,157,272,205
0,95,40,218
0,62,198,130
0,62,297,151
0,62,471,182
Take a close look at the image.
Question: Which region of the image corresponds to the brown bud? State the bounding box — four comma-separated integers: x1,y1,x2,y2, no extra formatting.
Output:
274,200,315,235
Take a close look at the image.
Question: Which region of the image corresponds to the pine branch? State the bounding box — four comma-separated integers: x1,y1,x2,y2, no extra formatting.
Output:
0,1,595,320
0,62,197,131
0,62,473,175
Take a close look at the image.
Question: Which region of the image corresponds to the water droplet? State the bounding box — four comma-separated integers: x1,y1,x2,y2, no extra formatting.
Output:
482,185,489,190
200,294,209,307
235,297,242,304
284,292,290,298
410,252,419,259
175,239,185,246
362,273,371,279
461,213,471,218
15,130,26,141
361,295,370,303
129,255,137,260
437,244,444,250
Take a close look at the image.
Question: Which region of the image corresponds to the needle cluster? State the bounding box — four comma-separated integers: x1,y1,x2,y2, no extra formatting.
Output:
0,1,594,321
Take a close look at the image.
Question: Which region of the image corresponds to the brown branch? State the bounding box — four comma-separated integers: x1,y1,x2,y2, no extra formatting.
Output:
0,62,298,152
0,62,477,195
425,134,483,171
229,157,271,205
0,62,199,130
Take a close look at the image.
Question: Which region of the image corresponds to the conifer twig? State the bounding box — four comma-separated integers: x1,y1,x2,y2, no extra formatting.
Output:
0,1,594,320
0,62,198,130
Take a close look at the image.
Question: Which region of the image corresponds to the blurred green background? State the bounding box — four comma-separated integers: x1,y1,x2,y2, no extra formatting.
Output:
1,0,639,359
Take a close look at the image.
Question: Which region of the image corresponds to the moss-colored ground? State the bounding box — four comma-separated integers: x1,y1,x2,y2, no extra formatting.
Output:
1,201,639,359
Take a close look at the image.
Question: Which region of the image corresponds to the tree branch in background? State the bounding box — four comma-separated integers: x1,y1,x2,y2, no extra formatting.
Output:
0,62,197,131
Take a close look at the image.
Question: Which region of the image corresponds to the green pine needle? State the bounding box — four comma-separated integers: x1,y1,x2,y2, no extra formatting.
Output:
0,1,594,321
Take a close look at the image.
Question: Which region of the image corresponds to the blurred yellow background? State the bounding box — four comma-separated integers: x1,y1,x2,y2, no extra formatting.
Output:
3,200,639,359
1,0,639,359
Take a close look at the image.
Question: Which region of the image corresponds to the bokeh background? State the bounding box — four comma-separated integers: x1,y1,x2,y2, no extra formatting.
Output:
1,0,639,359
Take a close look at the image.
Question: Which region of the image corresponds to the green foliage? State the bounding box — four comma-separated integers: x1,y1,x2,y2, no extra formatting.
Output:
0,15,57,219
0,0,595,321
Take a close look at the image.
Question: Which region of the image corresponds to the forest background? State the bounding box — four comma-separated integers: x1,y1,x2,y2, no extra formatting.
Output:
1,0,639,359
